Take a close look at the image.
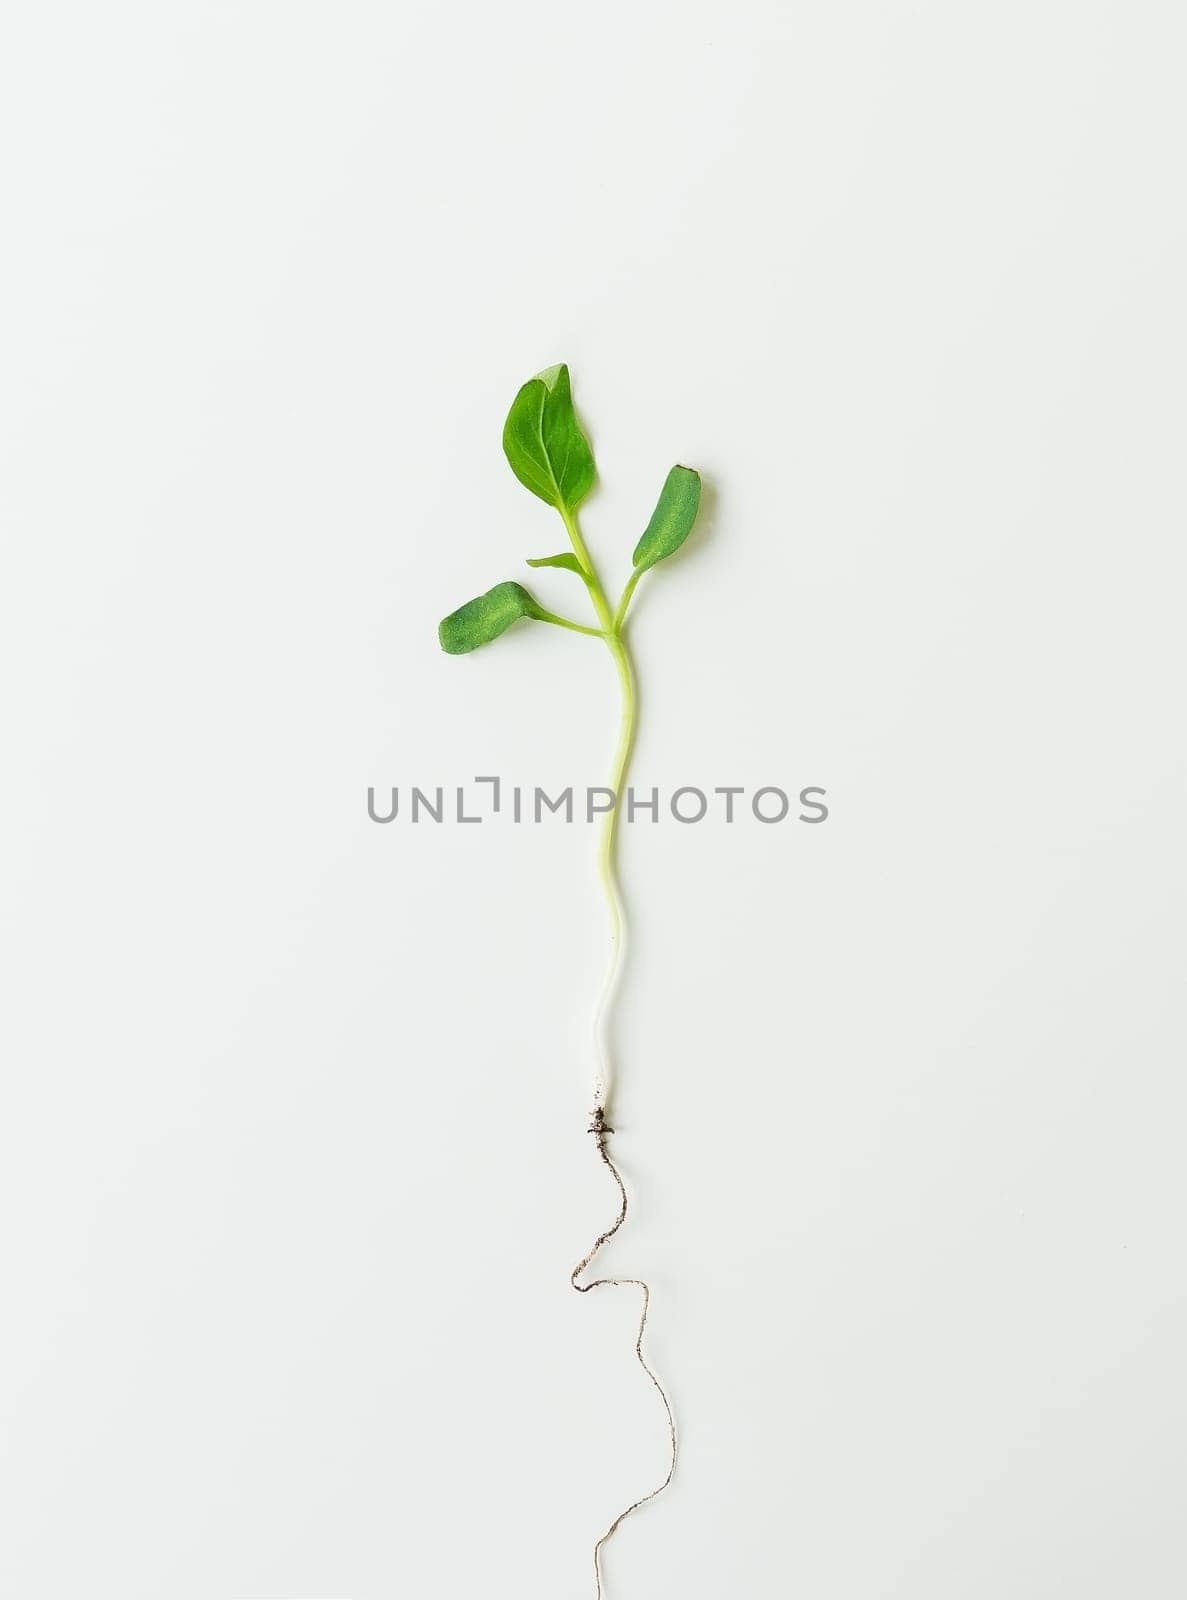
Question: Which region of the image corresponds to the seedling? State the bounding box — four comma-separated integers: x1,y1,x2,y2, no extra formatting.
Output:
439,363,704,1596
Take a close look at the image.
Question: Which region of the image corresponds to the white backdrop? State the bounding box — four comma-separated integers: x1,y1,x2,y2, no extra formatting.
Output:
2,3,1185,1597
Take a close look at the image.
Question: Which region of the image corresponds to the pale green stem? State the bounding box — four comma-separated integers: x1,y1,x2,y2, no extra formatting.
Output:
599,629,637,940
560,508,639,1108
560,509,615,632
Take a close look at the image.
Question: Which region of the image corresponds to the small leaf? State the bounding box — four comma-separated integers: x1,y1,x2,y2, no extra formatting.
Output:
502,363,595,513
631,465,702,573
438,581,542,654
526,552,585,574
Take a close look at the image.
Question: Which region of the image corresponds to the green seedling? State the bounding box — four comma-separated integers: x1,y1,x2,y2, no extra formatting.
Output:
438,362,705,1597
439,365,701,1092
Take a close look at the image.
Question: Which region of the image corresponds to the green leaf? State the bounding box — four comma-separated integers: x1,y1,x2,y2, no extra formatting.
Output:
502,363,595,513
631,465,702,573
438,581,542,654
526,552,586,574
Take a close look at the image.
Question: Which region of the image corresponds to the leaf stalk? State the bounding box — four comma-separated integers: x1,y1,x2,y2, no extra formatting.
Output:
535,608,606,639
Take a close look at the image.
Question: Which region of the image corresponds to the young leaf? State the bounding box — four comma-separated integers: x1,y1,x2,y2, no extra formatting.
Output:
631,465,702,574
526,552,586,574
502,363,595,513
438,581,542,654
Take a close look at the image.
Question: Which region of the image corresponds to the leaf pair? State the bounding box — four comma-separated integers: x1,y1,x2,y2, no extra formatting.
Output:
437,363,703,656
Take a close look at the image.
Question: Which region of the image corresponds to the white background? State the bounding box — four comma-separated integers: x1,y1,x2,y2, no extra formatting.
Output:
2,3,1185,1596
